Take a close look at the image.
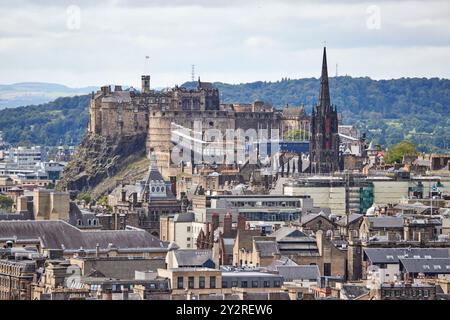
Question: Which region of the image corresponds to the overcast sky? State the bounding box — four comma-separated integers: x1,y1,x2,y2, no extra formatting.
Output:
1,0,449,88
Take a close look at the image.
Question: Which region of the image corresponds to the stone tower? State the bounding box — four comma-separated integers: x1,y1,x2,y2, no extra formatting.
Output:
141,75,150,93
309,47,340,174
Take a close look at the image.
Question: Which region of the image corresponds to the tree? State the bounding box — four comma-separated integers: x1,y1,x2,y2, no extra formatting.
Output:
97,195,108,207
386,140,418,164
77,192,92,205
0,195,14,212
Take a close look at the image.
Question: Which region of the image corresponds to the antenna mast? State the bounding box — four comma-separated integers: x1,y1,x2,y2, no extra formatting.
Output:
191,64,195,82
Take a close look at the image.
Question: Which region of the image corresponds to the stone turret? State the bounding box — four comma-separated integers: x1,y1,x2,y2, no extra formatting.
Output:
141,75,150,93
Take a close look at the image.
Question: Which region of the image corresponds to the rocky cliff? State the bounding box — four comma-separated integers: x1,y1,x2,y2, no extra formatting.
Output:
56,133,148,198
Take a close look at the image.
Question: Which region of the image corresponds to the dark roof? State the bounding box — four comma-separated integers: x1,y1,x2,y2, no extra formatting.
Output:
0,220,167,251
341,285,370,300
276,265,320,281
400,258,450,274
0,212,33,221
367,216,403,228
236,230,260,251
174,249,214,267
301,213,332,225
174,212,195,223
337,213,363,226
254,240,279,257
267,256,298,271
363,248,449,264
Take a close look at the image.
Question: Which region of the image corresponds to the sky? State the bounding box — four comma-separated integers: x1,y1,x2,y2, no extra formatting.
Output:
0,0,450,88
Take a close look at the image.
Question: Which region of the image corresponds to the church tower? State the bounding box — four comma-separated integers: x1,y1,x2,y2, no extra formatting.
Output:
309,47,341,174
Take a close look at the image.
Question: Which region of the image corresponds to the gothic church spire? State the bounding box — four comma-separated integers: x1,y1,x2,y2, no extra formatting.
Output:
319,47,331,111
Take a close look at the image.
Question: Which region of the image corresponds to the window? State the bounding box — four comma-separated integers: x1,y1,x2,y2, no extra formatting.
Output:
222,281,228,288
188,277,195,289
241,281,248,288
199,277,205,289
252,281,259,288
187,226,191,232
324,263,331,276
231,281,238,287
210,277,216,289
177,277,184,289
274,281,281,288
263,281,270,288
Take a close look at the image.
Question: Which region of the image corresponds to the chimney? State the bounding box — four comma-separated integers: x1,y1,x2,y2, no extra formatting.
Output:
212,213,220,231
237,215,246,231
95,243,100,257
141,75,150,93
205,223,211,247
316,230,324,256
122,288,129,301
102,289,113,301
101,85,111,95
209,222,215,246
223,212,232,236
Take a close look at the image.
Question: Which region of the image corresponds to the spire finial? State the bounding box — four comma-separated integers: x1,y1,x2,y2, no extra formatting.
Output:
318,46,330,110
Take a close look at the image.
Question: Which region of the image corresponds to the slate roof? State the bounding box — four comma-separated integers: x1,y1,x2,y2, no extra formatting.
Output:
336,213,363,226
276,265,320,281
341,285,370,300
301,213,330,225
367,216,404,229
363,248,449,264
254,240,279,257
173,212,195,223
271,227,314,242
267,256,298,271
0,220,167,251
400,258,450,274
173,249,214,267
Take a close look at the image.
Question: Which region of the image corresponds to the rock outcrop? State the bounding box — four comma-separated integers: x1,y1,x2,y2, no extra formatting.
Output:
57,133,147,197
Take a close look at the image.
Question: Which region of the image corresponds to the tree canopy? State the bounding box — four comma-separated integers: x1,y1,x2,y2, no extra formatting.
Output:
386,140,418,164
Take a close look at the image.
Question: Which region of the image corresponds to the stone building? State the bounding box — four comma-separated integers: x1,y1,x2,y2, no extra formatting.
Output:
0,220,168,259
0,257,37,300
108,151,181,236
87,75,310,180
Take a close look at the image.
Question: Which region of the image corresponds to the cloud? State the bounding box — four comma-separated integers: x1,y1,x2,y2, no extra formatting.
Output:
0,0,449,87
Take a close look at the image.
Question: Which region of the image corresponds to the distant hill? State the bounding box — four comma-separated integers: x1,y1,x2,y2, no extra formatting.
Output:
0,82,97,109
0,77,449,152
0,95,90,146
